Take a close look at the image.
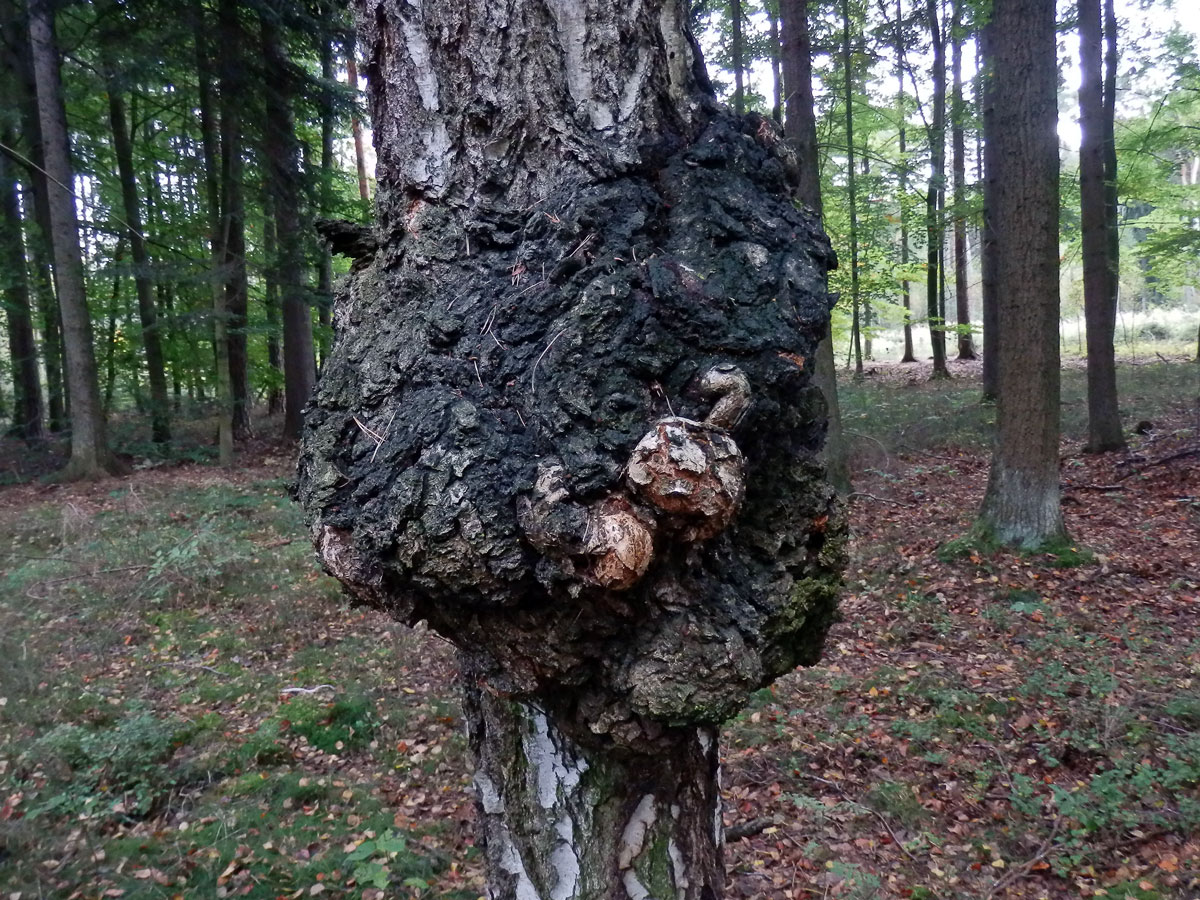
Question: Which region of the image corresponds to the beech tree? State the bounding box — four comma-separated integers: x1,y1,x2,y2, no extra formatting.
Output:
1078,0,1125,452
28,0,117,478
977,0,1066,547
299,0,844,895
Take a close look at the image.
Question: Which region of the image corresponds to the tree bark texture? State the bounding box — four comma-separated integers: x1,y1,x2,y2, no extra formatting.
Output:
0,135,44,439
950,0,974,361
261,13,316,441
780,0,850,494
301,2,843,895
1078,0,1124,452
977,0,1066,547
28,0,114,477
106,77,171,444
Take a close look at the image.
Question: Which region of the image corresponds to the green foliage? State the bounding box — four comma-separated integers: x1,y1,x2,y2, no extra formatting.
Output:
282,694,379,754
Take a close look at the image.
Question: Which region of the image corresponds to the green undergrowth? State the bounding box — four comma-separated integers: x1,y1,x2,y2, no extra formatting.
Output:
840,360,1197,461
0,473,472,898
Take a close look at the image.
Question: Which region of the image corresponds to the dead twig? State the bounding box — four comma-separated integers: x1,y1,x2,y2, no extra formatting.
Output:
983,817,1062,899
848,491,915,509
725,817,775,842
802,774,918,862
530,328,567,397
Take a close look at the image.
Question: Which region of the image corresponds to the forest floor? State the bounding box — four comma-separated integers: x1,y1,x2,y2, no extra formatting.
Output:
0,359,1197,900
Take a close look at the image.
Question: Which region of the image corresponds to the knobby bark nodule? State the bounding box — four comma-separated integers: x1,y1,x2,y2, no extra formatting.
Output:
977,0,1067,548
299,1,845,896
1078,0,1125,452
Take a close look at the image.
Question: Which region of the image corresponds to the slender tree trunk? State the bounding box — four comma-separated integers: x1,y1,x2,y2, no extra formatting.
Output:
895,0,916,364
261,11,315,441
28,0,115,478
103,240,125,412
218,0,252,441
346,39,370,204
926,0,949,377
951,0,975,360
842,0,862,377
768,9,782,124
193,0,233,465
0,134,44,439
105,77,171,443
316,18,336,368
977,0,1066,547
781,0,850,492
1079,0,1124,451
731,0,745,115
978,22,998,400
262,190,283,416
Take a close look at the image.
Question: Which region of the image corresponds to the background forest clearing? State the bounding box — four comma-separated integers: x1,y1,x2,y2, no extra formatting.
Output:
1,360,1196,900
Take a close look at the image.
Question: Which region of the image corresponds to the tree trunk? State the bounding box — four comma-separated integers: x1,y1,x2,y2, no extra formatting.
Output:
193,0,233,465
926,0,948,378
768,9,782,124
316,15,336,368
978,21,998,401
103,239,125,412
781,0,850,493
731,0,745,115
346,40,371,204
28,0,115,478
1079,0,1124,452
977,0,1066,547
261,12,315,441
465,674,724,900
842,0,863,377
105,75,171,443
262,187,283,416
218,0,252,441
0,132,44,439
895,0,916,364
950,0,975,360
302,3,844,896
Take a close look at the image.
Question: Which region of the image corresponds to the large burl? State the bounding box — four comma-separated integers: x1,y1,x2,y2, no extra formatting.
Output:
298,112,844,749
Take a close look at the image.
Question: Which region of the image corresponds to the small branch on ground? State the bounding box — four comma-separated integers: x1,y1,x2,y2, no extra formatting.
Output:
983,818,1062,899
848,492,916,508
725,817,775,842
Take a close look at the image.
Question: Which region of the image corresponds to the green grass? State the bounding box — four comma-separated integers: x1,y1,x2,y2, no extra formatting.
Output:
0,472,470,898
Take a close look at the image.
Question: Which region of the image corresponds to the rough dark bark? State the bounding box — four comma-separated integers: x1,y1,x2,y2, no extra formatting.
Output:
217,0,252,442
261,12,316,441
105,74,171,443
300,1,843,895
28,0,116,478
977,0,1066,547
926,0,948,378
0,133,44,440
1079,0,1124,452
193,0,234,465
781,0,850,494
950,0,975,361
